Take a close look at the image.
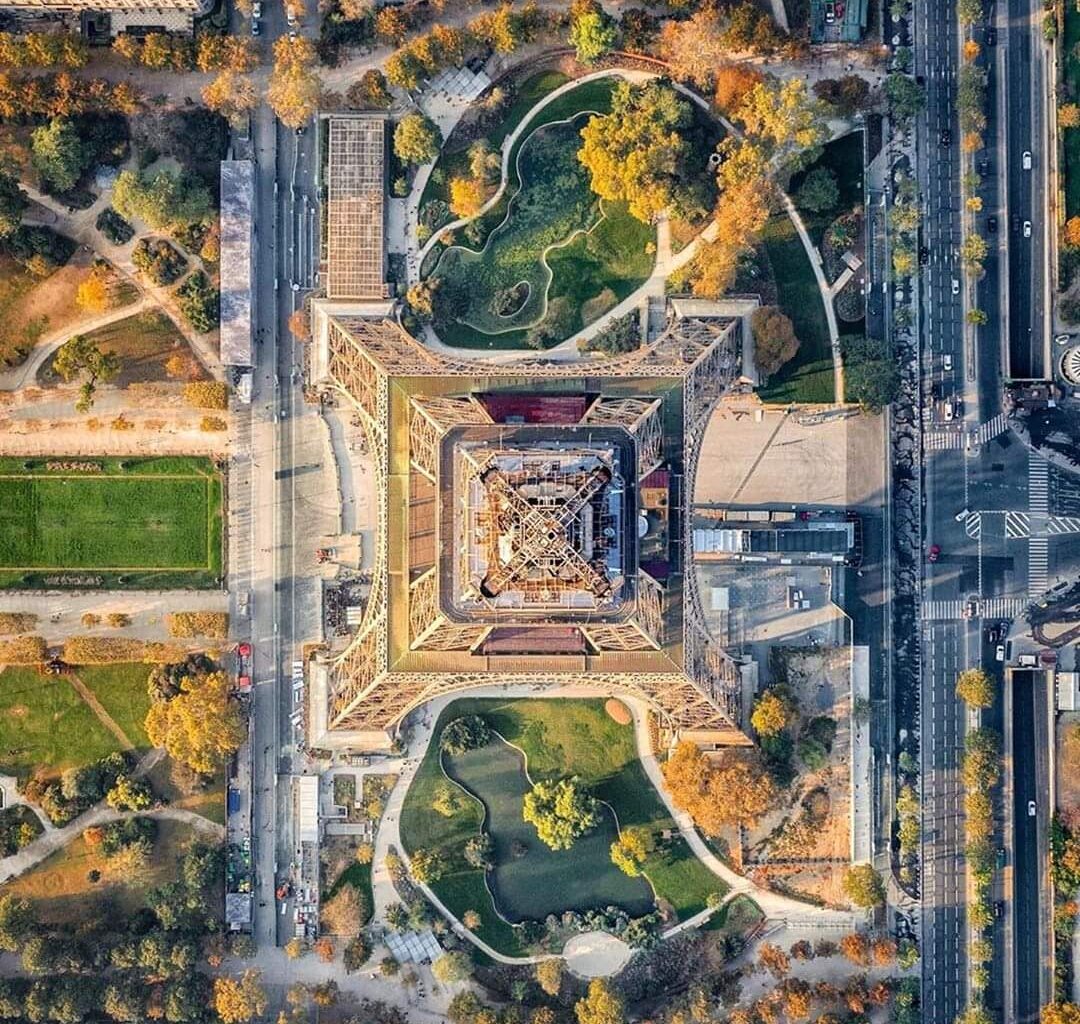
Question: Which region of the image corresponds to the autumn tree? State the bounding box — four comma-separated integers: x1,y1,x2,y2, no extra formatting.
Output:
449,176,485,219
757,942,790,978
750,307,800,378
812,75,872,116
376,6,409,44
609,826,654,876
213,972,267,1024
54,333,121,412
661,740,776,833
76,267,110,313
394,112,442,164
145,670,246,775
432,950,472,983
202,71,257,125
575,979,624,1024
1043,1004,1080,1024
268,36,321,129
841,863,885,908
659,10,740,89
578,79,695,223
410,847,446,883
347,69,392,110
1061,103,1080,129
736,78,829,174
956,667,994,708
320,884,368,936
1065,217,1080,248
713,63,766,115
523,777,600,850
536,958,563,997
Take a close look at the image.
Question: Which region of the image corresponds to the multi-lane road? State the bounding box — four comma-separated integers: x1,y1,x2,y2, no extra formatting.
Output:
914,0,1053,1009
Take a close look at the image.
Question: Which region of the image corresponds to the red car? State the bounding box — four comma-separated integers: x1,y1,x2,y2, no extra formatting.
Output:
928,544,941,563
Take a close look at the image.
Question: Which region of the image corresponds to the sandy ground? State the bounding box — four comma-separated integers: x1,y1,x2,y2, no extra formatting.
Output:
695,405,886,511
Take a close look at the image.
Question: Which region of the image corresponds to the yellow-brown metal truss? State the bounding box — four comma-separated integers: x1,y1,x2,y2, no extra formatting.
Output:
316,312,746,741
408,395,491,481
581,397,665,480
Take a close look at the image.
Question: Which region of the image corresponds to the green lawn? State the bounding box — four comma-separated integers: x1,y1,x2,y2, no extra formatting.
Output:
702,893,764,934
0,456,223,589
445,738,654,922
73,663,152,749
756,212,835,405
0,666,124,778
401,698,727,945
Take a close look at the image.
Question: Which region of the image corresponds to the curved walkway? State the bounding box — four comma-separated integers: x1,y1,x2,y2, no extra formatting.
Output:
370,685,863,967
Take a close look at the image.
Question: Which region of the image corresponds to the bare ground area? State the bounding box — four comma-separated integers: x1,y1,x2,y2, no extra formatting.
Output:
695,404,885,511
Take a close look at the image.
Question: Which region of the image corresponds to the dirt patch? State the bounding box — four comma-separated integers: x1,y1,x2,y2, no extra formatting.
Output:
1057,713,1080,814
7,705,27,718
605,698,632,725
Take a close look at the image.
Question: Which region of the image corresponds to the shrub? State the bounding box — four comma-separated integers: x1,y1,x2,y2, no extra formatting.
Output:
0,635,47,664
4,225,75,275
439,714,491,755
200,415,228,432
166,612,229,639
63,637,186,664
131,237,186,285
95,207,134,245
182,380,228,409
0,613,37,634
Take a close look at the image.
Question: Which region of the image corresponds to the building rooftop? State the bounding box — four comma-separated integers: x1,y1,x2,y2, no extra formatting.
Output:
219,159,254,367
326,116,387,302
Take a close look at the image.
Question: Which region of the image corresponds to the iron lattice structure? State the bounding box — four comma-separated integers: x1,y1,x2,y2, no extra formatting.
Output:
310,308,748,749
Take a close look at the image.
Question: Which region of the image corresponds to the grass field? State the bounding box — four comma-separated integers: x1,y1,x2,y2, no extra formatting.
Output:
0,456,223,590
756,212,835,405
401,698,726,948
145,755,227,825
702,893,764,935
74,663,152,749
789,132,864,249
3,818,197,925
0,666,123,779
446,738,653,922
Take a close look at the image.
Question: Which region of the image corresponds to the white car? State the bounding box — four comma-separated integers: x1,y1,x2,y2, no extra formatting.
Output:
995,644,1005,662
943,401,955,422
252,1,261,15
1056,334,1071,345
951,278,960,296
943,353,953,371
1024,220,1032,238
1028,800,1037,817
1023,151,1032,170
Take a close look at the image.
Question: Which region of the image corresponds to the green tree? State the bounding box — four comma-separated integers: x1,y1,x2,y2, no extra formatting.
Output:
440,714,491,755
432,782,464,817
0,170,25,238
841,863,885,908
796,166,840,213
569,5,618,63
578,79,694,223
956,668,995,708
53,333,121,412
523,777,600,850
884,73,925,123
575,979,625,1024
106,775,153,811
394,113,442,165
967,308,989,325
31,117,86,193
841,335,901,412
432,950,472,983
112,169,212,234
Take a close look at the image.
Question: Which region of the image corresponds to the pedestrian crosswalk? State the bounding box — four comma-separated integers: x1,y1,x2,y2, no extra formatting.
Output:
974,413,1009,444
924,414,1010,453
921,596,1030,620
1005,512,1030,539
1047,516,1080,536
963,512,981,538
1029,453,1050,596
925,430,965,451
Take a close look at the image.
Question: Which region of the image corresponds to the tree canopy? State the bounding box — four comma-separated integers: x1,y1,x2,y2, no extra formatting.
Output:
112,168,212,234
268,35,321,129
394,112,442,165
796,166,839,213
31,117,86,193
575,979,625,1024
522,777,600,850
145,670,246,775
569,3,618,63
578,80,695,223
54,333,121,413
661,741,776,833
750,688,794,738
955,668,995,709
840,336,900,412
0,170,25,238
841,863,885,908
750,306,800,377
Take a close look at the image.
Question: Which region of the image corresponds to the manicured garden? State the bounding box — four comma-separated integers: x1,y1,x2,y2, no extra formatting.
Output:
424,75,655,349
400,698,727,954
0,456,223,589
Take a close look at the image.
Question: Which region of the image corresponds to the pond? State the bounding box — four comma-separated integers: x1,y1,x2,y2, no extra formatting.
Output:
444,737,654,923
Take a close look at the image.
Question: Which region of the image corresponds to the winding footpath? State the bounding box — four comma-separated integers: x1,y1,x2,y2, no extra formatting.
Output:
369,685,863,970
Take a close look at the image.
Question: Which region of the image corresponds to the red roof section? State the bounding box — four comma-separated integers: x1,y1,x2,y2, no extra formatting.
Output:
479,394,588,425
